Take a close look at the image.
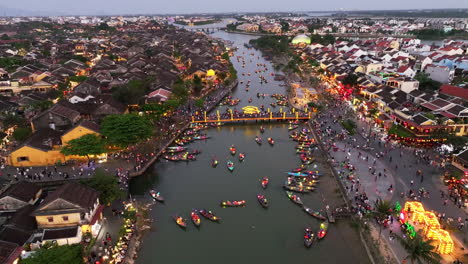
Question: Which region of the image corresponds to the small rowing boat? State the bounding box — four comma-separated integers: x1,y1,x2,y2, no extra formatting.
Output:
255,136,262,145
230,145,236,155
150,190,164,202
317,222,328,239
287,172,309,177
261,177,269,189
286,191,303,205
173,215,187,228
267,137,274,145
238,153,245,162
257,194,268,208
199,209,221,222
303,207,326,220
304,227,315,248
191,210,201,227
212,159,218,167
259,126,265,133
227,161,234,172
221,200,246,207
283,185,313,193
288,125,299,131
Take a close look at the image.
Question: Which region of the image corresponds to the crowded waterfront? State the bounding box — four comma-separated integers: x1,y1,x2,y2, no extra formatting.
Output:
129,28,372,264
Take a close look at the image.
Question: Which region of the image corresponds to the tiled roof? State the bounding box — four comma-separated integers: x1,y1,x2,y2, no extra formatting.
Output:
440,84,468,100
37,183,98,212
0,182,40,202
43,227,79,240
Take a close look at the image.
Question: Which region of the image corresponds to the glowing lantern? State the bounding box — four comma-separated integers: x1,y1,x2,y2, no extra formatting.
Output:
242,106,260,114
206,69,216,77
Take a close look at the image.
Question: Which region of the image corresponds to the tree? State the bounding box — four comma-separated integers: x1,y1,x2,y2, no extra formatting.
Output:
415,72,441,91
280,20,290,32
195,98,205,108
12,126,32,142
61,134,106,160
394,233,442,264
101,114,153,148
81,170,125,205
342,73,359,88
192,75,203,94
111,79,150,105
0,34,10,40
171,79,189,103
21,244,83,264
371,199,393,243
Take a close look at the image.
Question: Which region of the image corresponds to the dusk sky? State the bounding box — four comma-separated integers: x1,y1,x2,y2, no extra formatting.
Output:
2,0,468,15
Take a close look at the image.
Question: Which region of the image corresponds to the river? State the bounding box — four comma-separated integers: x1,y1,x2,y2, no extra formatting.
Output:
129,27,371,264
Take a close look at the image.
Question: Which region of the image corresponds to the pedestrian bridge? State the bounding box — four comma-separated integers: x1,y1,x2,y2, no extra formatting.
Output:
191,110,312,124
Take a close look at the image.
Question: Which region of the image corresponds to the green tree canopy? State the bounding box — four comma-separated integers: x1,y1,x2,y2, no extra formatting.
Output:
12,126,32,142
280,21,290,32
415,72,441,91
342,73,359,87
394,233,442,264
61,134,106,159
101,114,153,148
111,79,150,105
81,170,125,205
21,244,83,264
171,79,189,104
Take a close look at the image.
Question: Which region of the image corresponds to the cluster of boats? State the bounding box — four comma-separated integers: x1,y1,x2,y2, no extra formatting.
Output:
174,209,222,229
218,96,240,106
163,148,201,161
271,93,288,107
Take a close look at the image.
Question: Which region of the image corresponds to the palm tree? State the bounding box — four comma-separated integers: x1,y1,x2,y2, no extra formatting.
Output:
372,199,393,243
394,233,442,264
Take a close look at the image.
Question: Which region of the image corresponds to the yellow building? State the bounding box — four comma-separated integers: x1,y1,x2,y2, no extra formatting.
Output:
8,120,101,167
33,183,103,239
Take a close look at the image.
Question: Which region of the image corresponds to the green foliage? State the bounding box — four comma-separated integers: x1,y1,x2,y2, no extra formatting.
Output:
0,57,27,72
394,233,442,264
101,114,153,148
1,34,10,40
221,52,230,61
2,114,27,127
342,73,359,87
12,126,32,142
309,34,335,45
411,28,468,40
20,244,83,264
192,75,203,94
249,35,291,56
280,20,290,32
96,22,110,31
171,79,189,104
30,100,53,111
388,124,414,138
112,79,150,105
414,72,441,91
140,103,171,121
341,119,356,135
72,55,88,63
81,170,124,205
195,98,205,108
61,134,106,158
68,75,88,83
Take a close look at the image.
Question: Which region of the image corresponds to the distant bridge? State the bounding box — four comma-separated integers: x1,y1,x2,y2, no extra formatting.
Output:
185,27,222,33
191,111,312,124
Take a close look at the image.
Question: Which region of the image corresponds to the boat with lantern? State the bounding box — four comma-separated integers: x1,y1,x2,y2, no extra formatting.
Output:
288,125,299,131
199,209,221,222
230,145,236,155
286,191,303,205
267,138,274,145
255,136,262,145
317,222,328,239
303,207,326,220
283,184,313,193
191,210,201,227
220,200,246,207
173,215,187,228
261,177,269,189
259,126,265,133
238,153,245,162
211,159,218,167
227,161,234,172
304,227,315,247
165,146,186,153
257,194,269,208
150,190,164,202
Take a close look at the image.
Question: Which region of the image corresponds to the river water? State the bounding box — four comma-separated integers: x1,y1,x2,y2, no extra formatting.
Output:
130,27,371,264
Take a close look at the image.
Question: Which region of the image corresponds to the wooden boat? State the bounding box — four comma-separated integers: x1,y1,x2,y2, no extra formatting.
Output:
230,145,236,155
292,166,306,172
227,161,234,172
166,146,186,153
191,210,201,227
238,153,245,162
261,177,269,189
267,138,274,145
317,222,328,239
193,135,210,140
287,172,309,177
305,171,322,176
173,215,187,228
255,136,262,145
199,209,221,222
286,191,303,205
283,185,313,193
304,227,315,248
288,125,299,131
303,207,327,220
259,126,265,133
287,177,319,186
221,200,246,207
257,194,268,208
163,155,181,161
211,159,218,167
150,190,164,202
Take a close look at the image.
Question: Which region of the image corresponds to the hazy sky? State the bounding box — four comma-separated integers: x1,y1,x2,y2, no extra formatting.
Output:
3,0,468,15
